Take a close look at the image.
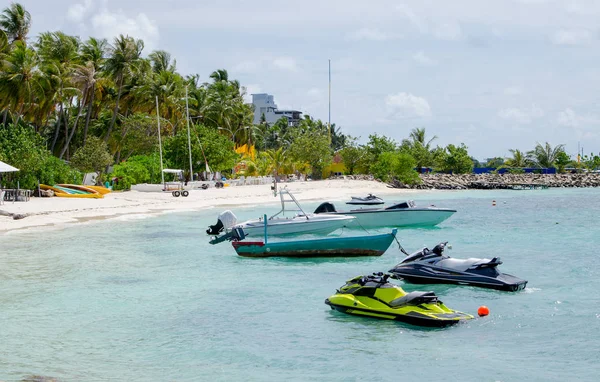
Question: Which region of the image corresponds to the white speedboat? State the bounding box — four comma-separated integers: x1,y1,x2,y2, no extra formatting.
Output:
313,200,455,228
207,189,355,242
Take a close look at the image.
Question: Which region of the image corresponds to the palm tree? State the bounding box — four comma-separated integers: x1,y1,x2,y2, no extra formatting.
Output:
103,34,144,143
79,37,107,145
148,50,176,73
505,149,530,167
209,69,228,83
260,147,288,177
36,31,80,153
403,127,437,172
527,142,565,168
0,29,8,53
0,41,39,125
407,127,437,149
0,3,31,44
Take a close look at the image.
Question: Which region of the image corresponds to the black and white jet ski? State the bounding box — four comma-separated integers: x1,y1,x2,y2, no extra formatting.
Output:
389,242,528,292
346,194,384,205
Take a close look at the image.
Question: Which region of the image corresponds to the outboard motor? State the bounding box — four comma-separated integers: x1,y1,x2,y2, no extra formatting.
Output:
206,210,238,235
314,202,337,214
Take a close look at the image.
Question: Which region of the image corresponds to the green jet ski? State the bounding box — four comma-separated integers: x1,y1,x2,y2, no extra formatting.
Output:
325,273,474,327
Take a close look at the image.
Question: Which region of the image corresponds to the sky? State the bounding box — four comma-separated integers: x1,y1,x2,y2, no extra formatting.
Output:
22,0,600,159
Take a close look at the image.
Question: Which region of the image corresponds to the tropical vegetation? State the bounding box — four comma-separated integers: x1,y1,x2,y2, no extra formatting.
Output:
0,3,586,192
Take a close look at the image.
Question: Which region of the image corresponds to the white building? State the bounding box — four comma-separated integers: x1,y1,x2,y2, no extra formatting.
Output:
252,93,303,126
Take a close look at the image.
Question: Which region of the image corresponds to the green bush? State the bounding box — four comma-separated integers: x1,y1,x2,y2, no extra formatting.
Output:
0,124,81,189
371,151,420,185
111,154,163,190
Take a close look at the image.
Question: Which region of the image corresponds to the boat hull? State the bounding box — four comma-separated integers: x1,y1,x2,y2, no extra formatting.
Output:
324,297,472,327
232,230,396,258
391,265,528,292
238,214,354,237
342,208,455,228
40,184,103,199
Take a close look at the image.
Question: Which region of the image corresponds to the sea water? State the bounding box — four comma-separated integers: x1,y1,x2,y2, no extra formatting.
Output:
1,188,599,381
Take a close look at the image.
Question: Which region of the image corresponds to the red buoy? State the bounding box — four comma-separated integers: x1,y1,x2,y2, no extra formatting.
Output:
478,306,490,317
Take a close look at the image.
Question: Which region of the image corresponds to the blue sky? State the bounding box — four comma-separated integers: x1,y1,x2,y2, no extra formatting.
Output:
25,0,600,159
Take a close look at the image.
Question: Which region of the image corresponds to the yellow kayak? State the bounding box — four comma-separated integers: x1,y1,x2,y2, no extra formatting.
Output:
40,184,103,199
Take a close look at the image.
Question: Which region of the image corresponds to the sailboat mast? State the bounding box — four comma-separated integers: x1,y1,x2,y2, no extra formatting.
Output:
155,96,165,185
328,59,331,144
185,86,193,182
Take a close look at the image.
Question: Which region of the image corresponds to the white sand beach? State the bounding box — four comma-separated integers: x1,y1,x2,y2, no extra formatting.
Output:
0,179,419,234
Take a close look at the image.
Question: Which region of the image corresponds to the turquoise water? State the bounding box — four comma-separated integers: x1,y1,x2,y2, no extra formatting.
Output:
1,188,600,381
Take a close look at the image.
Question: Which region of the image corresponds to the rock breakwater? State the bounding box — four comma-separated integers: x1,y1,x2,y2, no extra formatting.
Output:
388,173,600,190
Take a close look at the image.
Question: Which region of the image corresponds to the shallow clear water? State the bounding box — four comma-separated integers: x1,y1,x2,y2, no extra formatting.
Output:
1,188,600,381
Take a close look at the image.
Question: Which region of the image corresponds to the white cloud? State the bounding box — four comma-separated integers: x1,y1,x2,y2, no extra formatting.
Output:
433,22,462,41
412,51,436,66
91,8,159,51
272,57,298,72
67,0,92,23
349,27,398,41
385,92,432,118
557,108,600,128
65,2,160,50
557,108,579,127
498,105,544,124
551,29,592,45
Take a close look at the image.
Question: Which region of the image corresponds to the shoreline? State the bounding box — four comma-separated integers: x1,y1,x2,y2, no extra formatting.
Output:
0,179,420,235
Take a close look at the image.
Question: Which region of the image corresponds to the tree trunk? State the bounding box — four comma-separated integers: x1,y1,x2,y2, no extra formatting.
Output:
62,103,70,157
50,102,64,153
105,75,123,143
59,96,85,159
83,83,95,146
2,109,7,127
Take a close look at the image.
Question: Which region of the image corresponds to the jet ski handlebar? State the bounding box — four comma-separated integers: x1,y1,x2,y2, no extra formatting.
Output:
358,272,391,286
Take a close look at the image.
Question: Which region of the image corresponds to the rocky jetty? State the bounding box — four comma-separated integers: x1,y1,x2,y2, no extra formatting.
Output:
388,173,600,190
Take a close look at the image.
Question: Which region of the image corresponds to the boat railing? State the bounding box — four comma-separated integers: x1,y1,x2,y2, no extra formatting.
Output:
269,188,309,220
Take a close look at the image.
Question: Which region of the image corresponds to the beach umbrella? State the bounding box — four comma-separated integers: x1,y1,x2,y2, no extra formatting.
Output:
0,160,19,173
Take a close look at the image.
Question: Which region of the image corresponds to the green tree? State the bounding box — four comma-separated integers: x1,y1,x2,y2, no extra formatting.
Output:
0,3,31,44
437,144,473,174
527,142,565,168
554,151,571,173
70,136,113,175
163,124,238,174
110,153,163,190
260,147,289,177
103,35,144,143
505,149,530,167
288,130,332,179
401,127,437,172
371,151,419,184
484,157,505,168
339,144,366,175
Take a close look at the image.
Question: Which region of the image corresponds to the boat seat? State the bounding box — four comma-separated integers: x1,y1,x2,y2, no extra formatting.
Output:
437,258,494,272
389,291,437,307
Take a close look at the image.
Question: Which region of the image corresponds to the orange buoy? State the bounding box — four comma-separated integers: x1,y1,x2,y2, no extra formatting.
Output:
478,306,490,317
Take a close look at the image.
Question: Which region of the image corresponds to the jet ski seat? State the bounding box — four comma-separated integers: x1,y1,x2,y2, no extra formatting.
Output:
437,258,496,272
389,291,438,307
